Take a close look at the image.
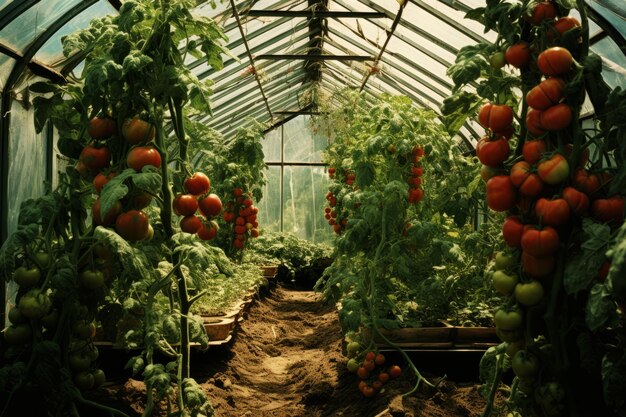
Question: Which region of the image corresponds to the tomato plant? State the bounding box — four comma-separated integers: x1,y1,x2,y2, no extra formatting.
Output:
521,226,560,257
122,117,155,144
88,116,116,140
522,251,555,278
505,42,531,68
514,280,545,306
522,140,547,164
184,172,211,196
526,78,565,110
502,216,524,248
537,47,574,76
126,146,161,171
538,153,570,185
525,1,557,25
115,210,150,242
510,161,544,197
173,194,199,216
486,175,517,212
535,197,571,226
198,193,222,217
476,136,510,167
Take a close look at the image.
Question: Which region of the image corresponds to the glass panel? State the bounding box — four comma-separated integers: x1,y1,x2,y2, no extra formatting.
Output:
7,101,48,235
34,1,117,67
591,36,626,89
588,0,626,38
263,125,282,163
257,165,281,231
282,166,333,243
1,0,81,52
0,55,16,90
0,0,14,13
283,115,326,163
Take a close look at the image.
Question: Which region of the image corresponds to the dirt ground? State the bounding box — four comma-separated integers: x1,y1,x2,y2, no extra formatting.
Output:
101,286,496,417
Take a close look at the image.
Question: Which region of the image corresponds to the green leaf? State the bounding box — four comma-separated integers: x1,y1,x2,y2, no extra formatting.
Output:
28,82,59,94
564,219,611,294
122,50,153,75
602,353,626,411
586,283,613,331
131,166,162,193
100,169,135,221
440,91,481,135
125,355,145,376
355,162,375,188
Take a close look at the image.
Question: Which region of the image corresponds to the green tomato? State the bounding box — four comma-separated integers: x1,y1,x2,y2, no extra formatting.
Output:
495,252,516,271
492,270,519,295
3,323,32,345
68,352,93,371
73,371,95,391
34,252,52,269
496,327,524,343
517,376,537,395
494,308,523,331
515,281,544,306
8,306,27,325
92,369,106,389
18,289,51,319
347,358,360,372
346,341,360,358
489,51,506,69
512,351,540,377
72,320,96,339
13,266,41,287
79,269,105,290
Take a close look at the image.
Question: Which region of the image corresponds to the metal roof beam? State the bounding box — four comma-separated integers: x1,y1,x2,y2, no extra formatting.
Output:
256,54,373,61
0,0,40,32
246,10,386,18
229,0,273,121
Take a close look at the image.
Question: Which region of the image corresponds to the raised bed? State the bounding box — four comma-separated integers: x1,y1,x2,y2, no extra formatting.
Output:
373,321,498,351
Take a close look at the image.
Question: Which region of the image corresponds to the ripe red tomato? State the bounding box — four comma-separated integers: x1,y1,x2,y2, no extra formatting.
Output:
80,145,111,172
538,153,569,185
573,169,601,196
505,42,531,68
478,103,514,134
597,260,610,281
250,228,260,238
92,198,122,227
535,197,571,226
378,372,390,384
122,118,155,144
525,109,546,136
486,175,517,212
510,161,544,197
522,251,555,278
522,140,547,164
180,215,203,234
88,117,116,140
223,212,236,223
233,188,243,197
361,386,376,398
198,221,219,240
93,172,114,194
388,365,402,379
375,353,386,366
173,194,199,216
562,186,590,216
409,188,424,203
411,166,424,176
127,147,161,171
525,1,557,24
540,103,572,131
476,136,510,167
199,193,223,217
502,216,524,248
363,359,376,372
115,210,150,242
537,47,574,76
234,225,247,234
549,16,581,40
521,225,560,256
591,196,625,225
526,78,565,110
184,173,211,195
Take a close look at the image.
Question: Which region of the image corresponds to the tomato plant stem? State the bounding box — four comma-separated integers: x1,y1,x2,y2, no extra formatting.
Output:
480,348,505,417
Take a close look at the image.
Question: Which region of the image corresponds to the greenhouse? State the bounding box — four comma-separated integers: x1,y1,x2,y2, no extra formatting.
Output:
1,0,626,416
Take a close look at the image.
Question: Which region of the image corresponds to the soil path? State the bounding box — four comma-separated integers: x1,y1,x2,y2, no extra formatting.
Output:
198,286,492,417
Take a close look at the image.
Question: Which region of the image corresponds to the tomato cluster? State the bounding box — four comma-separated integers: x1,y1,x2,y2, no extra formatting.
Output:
407,146,425,204
221,188,260,250
173,172,223,240
345,342,402,398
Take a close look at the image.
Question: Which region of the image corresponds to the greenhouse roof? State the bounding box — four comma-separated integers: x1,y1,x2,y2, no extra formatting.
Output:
0,0,625,149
